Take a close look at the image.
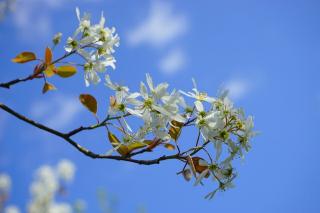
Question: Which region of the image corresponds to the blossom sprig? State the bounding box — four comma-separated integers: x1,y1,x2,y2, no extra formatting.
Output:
6,7,119,92
0,7,257,200
95,74,256,198
65,7,120,86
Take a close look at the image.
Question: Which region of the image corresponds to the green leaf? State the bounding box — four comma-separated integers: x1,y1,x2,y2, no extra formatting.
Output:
12,52,36,63
56,65,77,78
107,131,129,156
79,94,97,115
126,141,149,153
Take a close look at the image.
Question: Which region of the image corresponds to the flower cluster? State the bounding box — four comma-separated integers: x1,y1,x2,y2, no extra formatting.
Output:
0,173,11,193
106,74,187,143
28,159,76,213
104,74,256,198
57,8,119,86
0,159,82,213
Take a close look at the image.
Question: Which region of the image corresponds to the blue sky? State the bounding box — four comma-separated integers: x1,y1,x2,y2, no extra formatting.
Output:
0,0,320,212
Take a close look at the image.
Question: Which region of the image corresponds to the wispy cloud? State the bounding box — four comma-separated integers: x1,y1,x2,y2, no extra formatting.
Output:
29,95,82,130
11,0,71,42
159,48,186,74
223,78,251,100
127,1,188,48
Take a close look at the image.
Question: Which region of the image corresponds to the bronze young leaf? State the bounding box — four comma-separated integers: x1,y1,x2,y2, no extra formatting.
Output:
12,52,36,63
79,94,98,115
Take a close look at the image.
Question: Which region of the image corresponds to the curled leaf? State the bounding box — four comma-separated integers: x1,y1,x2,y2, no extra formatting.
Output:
12,52,36,63
56,65,77,78
107,131,128,156
42,82,56,94
79,94,97,115
169,120,184,141
192,157,210,176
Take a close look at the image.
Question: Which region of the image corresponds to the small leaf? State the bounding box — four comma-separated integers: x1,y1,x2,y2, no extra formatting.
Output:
56,65,77,78
169,120,184,141
42,82,56,94
79,94,97,115
45,47,52,65
43,64,56,77
164,143,175,150
107,131,128,156
12,52,36,63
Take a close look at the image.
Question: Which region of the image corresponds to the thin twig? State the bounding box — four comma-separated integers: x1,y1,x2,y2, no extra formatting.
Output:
0,102,187,165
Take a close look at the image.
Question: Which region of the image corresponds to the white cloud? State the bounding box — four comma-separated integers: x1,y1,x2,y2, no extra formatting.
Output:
11,0,105,43
127,1,188,48
11,0,71,42
223,78,251,100
29,95,82,130
159,48,186,74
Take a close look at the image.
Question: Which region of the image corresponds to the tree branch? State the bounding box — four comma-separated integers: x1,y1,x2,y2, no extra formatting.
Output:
66,113,130,137
0,102,187,165
0,43,93,90
0,74,36,89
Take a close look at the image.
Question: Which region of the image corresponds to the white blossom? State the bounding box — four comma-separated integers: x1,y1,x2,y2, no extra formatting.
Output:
27,160,77,213
0,173,11,192
64,7,120,86
4,206,20,213
57,159,76,182
180,78,215,103
52,32,62,45
48,203,72,213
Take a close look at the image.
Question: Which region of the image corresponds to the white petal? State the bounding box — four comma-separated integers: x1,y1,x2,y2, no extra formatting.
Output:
192,78,198,92
127,92,140,99
100,11,105,27
77,49,91,61
122,117,132,132
140,82,148,99
146,73,154,91
194,100,204,112
76,7,80,22
126,108,142,117
194,169,209,186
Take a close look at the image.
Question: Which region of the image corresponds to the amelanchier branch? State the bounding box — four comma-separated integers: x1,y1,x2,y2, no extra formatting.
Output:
0,74,36,89
0,102,188,165
0,7,256,199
